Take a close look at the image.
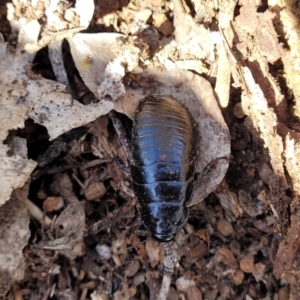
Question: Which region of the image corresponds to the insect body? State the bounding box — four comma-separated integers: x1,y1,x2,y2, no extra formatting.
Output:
131,96,198,241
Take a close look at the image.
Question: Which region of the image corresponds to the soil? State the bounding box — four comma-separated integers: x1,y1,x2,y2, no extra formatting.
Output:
0,0,300,299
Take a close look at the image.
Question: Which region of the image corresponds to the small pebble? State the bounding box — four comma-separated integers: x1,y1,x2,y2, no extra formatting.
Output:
176,277,196,293
217,218,234,237
95,244,111,260
233,103,245,118
133,272,145,286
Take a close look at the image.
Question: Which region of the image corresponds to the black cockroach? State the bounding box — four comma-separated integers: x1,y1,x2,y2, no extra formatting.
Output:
129,95,199,242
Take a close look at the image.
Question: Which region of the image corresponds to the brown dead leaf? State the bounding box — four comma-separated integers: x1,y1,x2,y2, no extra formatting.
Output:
176,277,196,293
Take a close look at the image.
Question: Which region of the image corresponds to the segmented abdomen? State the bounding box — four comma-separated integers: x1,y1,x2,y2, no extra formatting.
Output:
130,96,198,241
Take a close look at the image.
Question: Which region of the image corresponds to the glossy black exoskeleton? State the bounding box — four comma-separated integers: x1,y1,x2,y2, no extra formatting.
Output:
131,96,198,242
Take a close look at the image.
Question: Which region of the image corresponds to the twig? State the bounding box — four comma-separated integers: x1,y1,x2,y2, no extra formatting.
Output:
24,198,52,226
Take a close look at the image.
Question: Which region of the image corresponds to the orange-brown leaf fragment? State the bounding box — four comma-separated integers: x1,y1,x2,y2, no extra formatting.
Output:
84,182,106,200
239,255,255,274
43,196,64,212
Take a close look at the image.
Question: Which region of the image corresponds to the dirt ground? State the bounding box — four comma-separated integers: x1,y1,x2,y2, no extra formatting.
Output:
0,0,300,299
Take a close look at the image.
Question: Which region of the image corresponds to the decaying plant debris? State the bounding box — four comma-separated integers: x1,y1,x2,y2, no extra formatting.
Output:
0,0,300,299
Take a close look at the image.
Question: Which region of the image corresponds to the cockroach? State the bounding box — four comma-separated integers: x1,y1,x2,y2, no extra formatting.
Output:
130,95,199,242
